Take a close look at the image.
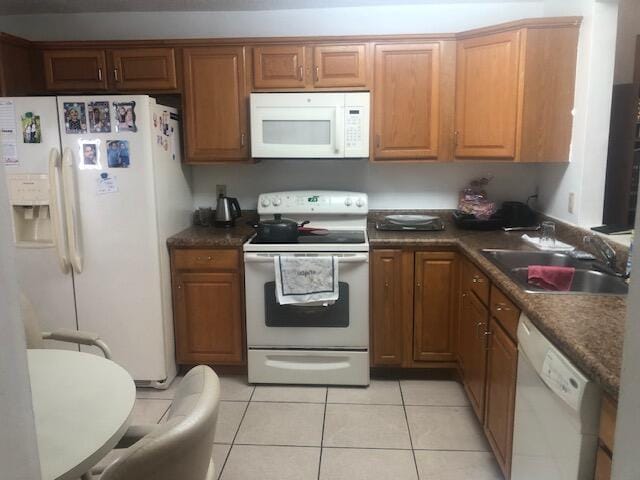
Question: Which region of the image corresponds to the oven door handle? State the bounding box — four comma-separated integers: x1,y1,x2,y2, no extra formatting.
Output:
244,253,369,264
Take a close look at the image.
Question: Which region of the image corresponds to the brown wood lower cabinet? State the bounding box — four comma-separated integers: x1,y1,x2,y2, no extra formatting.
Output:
484,317,518,478
458,258,520,478
459,288,489,420
171,248,244,365
371,249,405,365
370,248,457,368
414,252,458,362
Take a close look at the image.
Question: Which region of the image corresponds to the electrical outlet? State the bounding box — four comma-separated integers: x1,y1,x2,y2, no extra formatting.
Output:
568,192,575,214
216,184,227,198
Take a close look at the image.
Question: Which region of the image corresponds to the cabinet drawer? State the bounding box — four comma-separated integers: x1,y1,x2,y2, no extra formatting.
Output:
173,249,239,270
599,395,617,453
467,261,490,305
490,286,519,340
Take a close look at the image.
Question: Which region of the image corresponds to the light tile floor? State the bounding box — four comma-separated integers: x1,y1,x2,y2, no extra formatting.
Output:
131,376,504,480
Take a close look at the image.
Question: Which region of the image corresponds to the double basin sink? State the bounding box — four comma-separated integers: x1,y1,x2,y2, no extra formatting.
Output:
481,249,628,295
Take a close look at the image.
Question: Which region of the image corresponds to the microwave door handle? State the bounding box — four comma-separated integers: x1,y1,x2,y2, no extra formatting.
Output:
334,106,344,156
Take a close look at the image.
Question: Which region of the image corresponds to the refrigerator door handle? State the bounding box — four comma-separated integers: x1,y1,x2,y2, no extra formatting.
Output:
61,147,83,274
48,148,70,274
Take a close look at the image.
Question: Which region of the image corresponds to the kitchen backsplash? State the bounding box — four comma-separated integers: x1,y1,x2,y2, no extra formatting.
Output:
192,160,542,210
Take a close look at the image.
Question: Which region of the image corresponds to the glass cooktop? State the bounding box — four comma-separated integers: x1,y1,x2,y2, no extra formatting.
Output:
250,230,366,244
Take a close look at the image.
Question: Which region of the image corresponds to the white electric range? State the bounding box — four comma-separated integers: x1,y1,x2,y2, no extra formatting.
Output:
243,190,370,386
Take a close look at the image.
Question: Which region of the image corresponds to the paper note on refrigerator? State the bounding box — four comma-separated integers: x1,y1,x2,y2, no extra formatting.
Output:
0,101,18,166
96,173,118,195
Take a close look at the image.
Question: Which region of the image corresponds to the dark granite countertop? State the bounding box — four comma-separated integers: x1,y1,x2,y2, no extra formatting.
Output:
168,209,626,397
167,214,257,248
369,210,627,398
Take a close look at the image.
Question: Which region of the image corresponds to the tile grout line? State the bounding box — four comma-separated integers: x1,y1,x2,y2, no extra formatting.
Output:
317,388,328,480
399,380,421,480
217,385,256,480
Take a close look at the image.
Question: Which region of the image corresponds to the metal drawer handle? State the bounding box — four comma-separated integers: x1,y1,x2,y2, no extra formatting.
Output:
98,67,103,81
298,65,304,81
472,275,484,284
495,303,510,312
114,67,119,81
314,66,319,82
196,256,213,261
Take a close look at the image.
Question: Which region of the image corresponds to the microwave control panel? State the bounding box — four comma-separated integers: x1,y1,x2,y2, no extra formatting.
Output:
343,93,370,158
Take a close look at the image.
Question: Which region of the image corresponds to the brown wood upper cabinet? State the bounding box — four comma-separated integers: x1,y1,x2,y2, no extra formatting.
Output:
43,49,109,91
182,46,248,162
43,47,178,92
171,248,244,365
414,251,458,362
253,45,306,89
455,23,579,161
313,44,367,88
373,42,441,160
110,47,177,90
252,43,368,90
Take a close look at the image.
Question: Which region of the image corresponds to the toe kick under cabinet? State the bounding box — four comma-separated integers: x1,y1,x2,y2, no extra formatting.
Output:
170,248,245,366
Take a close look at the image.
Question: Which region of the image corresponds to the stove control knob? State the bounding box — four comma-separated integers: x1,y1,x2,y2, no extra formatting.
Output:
344,197,353,207
272,197,281,207
261,198,270,207
356,198,365,208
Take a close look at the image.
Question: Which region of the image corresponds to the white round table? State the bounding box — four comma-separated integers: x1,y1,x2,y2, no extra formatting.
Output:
28,350,136,480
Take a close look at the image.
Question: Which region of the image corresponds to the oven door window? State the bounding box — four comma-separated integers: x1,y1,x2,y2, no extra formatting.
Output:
264,282,349,327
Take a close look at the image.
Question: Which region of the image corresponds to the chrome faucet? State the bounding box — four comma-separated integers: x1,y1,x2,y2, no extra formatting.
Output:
584,235,624,277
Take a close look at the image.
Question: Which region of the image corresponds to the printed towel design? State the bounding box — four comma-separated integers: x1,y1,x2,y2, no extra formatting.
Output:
274,256,339,305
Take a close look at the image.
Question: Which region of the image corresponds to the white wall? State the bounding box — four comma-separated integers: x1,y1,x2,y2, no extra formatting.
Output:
0,160,41,477
0,2,543,40
614,0,640,84
538,0,619,227
193,160,540,210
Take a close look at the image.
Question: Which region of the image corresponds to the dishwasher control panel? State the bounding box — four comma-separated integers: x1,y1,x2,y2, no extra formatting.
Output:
541,350,585,411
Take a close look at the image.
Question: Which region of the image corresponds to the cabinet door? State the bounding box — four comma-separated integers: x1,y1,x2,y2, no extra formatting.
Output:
460,290,489,421
313,44,367,88
183,46,248,162
455,30,521,158
373,43,440,160
43,49,108,91
371,250,404,366
413,251,457,362
484,318,518,478
253,45,306,89
173,271,244,364
111,47,177,90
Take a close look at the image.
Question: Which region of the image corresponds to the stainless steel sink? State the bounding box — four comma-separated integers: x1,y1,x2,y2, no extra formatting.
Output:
481,249,628,295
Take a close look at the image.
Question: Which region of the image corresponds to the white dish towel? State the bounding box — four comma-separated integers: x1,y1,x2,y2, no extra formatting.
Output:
521,234,575,252
274,255,339,305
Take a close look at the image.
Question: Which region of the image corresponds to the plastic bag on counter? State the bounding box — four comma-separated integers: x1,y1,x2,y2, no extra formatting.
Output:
458,175,496,220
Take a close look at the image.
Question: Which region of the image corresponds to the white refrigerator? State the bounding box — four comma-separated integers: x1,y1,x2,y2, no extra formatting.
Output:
3,95,192,387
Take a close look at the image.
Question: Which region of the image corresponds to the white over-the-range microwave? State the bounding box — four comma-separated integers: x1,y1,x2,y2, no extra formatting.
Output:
250,92,370,159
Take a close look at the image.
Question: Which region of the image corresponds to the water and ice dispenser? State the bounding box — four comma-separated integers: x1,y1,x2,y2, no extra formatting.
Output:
7,173,54,246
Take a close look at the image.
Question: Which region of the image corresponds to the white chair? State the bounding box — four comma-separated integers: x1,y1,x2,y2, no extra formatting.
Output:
20,294,112,359
87,365,221,480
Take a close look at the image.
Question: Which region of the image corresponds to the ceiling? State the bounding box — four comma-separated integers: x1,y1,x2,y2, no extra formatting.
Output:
0,0,536,15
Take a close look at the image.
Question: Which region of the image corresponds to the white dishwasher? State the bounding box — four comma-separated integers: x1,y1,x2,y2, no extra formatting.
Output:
511,314,602,480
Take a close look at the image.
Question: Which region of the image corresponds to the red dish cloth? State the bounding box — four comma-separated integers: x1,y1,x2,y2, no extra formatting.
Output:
527,265,575,291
